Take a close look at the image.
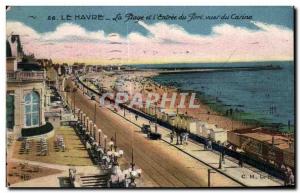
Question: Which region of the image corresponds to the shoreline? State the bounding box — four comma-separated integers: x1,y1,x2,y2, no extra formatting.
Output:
150,69,295,134
83,69,293,135
85,71,253,132
149,72,294,134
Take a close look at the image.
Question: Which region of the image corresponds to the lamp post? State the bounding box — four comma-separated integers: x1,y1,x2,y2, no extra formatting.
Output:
77,111,81,125
207,169,216,187
83,113,86,124
84,116,88,127
176,123,179,145
218,152,223,169
85,117,90,136
109,141,114,151
131,148,135,170
126,148,142,188
114,132,117,151
93,103,97,123
103,135,107,153
93,124,97,139
72,88,77,114
80,111,83,123
89,121,93,137
98,129,102,147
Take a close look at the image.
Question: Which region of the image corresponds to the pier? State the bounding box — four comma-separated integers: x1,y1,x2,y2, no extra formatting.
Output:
155,65,282,75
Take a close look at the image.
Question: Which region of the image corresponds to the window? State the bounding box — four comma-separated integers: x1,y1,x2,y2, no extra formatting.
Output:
6,93,14,129
24,91,40,127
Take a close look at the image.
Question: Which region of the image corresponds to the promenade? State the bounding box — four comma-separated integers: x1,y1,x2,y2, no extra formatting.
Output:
111,106,283,187
65,78,241,187
71,76,284,187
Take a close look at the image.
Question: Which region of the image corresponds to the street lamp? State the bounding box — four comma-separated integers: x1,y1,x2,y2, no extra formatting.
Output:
124,148,142,188
85,116,89,128
108,141,114,151
89,121,93,137
72,88,77,114
93,103,97,123
114,132,117,151
103,135,107,153
218,152,223,169
108,149,124,166
207,169,216,187
93,124,97,139
82,113,86,124
80,111,83,123
98,129,102,147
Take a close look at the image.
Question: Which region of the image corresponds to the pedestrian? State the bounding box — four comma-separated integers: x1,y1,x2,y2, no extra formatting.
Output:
288,171,295,185
208,140,212,150
179,132,183,145
284,170,289,186
170,132,174,143
204,140,208,150
238,157,243,168
280,164,286,172
221,150,225,163
86,141,91,150
185,132,189,145
135,115,138,121
176,132,179,145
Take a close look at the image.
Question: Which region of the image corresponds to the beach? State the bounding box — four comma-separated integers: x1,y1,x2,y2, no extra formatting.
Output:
83,70,253,132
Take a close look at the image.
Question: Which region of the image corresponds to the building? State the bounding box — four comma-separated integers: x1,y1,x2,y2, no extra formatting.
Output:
228,127,295,169
6,35,48,137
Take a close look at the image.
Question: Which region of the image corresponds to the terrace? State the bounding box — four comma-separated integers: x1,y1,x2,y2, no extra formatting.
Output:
12,126,93,166
7,71,45,82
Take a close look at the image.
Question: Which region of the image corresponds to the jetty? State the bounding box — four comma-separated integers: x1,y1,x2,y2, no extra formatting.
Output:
155,65,282,75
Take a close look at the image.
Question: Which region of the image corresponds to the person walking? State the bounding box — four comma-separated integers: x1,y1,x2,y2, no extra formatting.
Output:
135,115,138,121
179,132,183,145
170,132,174,143
185,132,189,145
288,171,295,185
207,140,212,150
238,156,243,168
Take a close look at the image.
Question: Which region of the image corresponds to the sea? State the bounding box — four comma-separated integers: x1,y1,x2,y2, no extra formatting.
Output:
135,61,295,133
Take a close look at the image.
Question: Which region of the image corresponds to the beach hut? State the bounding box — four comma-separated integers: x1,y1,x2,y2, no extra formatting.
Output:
202,123,217,138
196,121,207,136
158,108,166,120
186,119,201,134
209,127,227,143
164,111,177,124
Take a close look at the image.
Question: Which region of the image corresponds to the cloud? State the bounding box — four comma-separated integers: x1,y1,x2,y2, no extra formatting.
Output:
42,23,106,42
6,20,293,64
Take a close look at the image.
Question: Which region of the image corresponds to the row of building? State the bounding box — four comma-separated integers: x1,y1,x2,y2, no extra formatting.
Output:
6,34,135,138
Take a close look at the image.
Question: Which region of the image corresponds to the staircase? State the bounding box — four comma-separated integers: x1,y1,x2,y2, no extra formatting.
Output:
79,174,110,187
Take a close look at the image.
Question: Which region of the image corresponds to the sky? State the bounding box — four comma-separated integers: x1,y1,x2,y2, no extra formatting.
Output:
6,6,294,65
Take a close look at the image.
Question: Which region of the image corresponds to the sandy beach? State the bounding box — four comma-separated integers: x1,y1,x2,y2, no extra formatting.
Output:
83,70,253,132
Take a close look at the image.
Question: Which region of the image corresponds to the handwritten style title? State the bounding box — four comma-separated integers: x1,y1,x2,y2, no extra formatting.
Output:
48,12,253,22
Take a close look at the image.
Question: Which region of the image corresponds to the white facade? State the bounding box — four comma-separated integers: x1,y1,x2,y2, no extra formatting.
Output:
209,127,227,143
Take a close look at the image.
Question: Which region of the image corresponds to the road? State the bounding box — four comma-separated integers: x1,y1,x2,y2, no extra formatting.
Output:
64,78,240,187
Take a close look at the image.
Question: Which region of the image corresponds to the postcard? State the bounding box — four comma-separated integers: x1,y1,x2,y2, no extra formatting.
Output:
6,6,295,188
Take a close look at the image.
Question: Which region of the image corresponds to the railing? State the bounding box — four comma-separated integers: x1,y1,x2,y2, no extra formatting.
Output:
7,71,45,81
76,75,287,181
